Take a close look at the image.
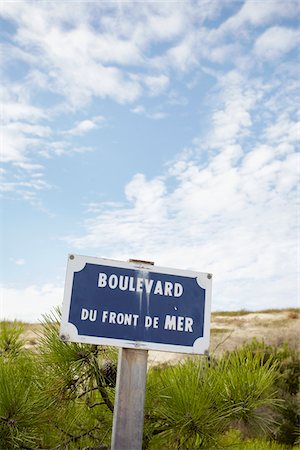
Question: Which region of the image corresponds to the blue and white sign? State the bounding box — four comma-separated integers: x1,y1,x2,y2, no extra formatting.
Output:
60,255,212,354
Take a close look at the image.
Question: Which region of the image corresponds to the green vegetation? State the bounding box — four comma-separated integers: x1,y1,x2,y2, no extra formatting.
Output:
0,321,25,357
258,308,300,315
0,311,299,449
210,327,233,334
212,309,252,316
211,308,300,317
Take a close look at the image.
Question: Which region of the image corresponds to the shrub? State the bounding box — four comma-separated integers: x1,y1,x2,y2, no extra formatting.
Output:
145,359,234,448
239,338,300,445
144,350,281,448
1,316,297,449
218,428,296,449
216,349,281,437
0,321,25,357
0,312,117,449
0,353,46,448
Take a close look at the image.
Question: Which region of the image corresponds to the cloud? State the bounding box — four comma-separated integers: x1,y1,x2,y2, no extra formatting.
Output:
0,177,50,194
66,116,106,136
1,86,54,207
151,32,200,72
1,85,50,163
203,70,260,149
264,115,300,145
1,0,299,315
143,74,170,96
2,0,297,117
1,1,197,203
206,43,240,64
0,1,222,108
1,284,63,322
130,105,167,120
65,137,298,311
9,258,26,266
3,99,45,123
221,0,299,31
1,3,165,106
0,145,52,210
1,81,95,205
65,65,298,311
2,122,51,162
254,26,300,60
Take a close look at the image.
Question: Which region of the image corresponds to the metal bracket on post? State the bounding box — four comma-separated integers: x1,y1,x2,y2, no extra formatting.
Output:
111,259,154,450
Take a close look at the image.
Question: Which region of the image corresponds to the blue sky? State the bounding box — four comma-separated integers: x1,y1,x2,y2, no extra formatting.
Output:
1,0,299,322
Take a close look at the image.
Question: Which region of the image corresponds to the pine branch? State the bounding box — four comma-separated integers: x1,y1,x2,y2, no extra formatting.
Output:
53,423,75,439
0,415,16,426
91,354,114,413
90,402,106,408
0,415,9,422
50,424,103,449
78,386,98,399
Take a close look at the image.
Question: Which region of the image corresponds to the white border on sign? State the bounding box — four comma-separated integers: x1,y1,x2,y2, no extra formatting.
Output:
60,254,212,355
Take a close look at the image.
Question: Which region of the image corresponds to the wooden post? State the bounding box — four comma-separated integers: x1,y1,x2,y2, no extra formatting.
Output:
111,259,153,450
111,348,148,450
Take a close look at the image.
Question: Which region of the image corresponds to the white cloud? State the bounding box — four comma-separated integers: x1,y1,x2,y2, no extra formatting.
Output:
221,0,299,31
0,284,63,323
206,70,261,148
143,74,169,96
206,43,240,64
1,82,94,205
64,63,298,311
9,258,26,266
3,100,45,123
1,0,296,116
264,115,300,145
65,118,298,309
1,85,50,163
149,112,168,120
0,178,50,194
0,161,51,211
241,145,273,172
130,105,167,120
1,0,299,315
0,1,222,108
254,26,300,60
152,32,200,72
146,10,185,39
2,3,172,106
67,116,106,136
14,162,44,172
168,34,199,71
131,105,145,115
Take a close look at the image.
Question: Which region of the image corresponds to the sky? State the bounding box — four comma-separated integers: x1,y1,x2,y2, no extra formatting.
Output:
0,0,299,323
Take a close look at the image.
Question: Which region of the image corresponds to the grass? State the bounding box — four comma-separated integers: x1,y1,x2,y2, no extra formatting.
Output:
214,317,245,327
212,308,300,317
211,327,233,334
253,318,290,328
287,311,299,319
258,308,300,314
212,309,252,317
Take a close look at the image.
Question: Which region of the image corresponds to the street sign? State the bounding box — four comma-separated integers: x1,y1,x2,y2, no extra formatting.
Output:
60,254,212,354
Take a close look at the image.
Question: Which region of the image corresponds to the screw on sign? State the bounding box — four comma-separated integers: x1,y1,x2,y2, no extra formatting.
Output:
60,255,212,450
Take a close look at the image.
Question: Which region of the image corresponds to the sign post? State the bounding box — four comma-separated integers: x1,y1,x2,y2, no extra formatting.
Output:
60,254,212,450
111,259,153,450
111,348,148,450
